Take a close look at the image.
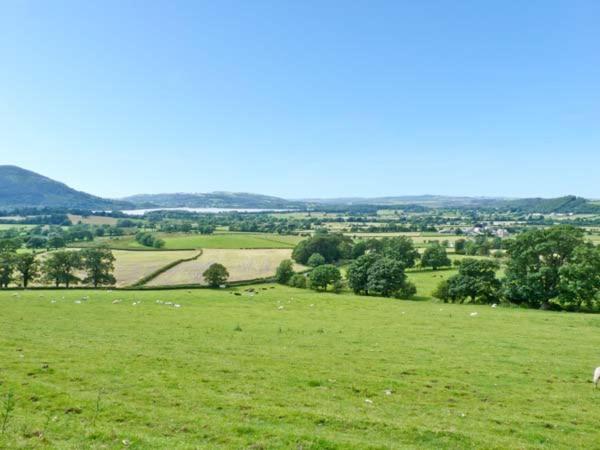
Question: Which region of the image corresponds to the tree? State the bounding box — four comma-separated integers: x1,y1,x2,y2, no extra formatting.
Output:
47,235,66,250
14,253,39,288
454,239,466,255
309,264,341,291
365,257,407,297
43,250,82,288
0,238,21,253
26,236,47,249
347,253,380,294
307,253,326,267
292,233,352,264
421,243,451,270
0,251,16,288
203,263,229,287
275,259,294,284
81,247,116,287
380,236,420,268
503,225,584,308
443,258,501,303
558,243,600,309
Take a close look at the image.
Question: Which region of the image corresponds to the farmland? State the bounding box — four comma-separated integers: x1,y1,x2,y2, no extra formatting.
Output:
74,233,302,250
147,248,305,286
1,286,599,449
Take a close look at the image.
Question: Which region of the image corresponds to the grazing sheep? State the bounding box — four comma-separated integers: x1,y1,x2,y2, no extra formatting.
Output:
594,367,600,387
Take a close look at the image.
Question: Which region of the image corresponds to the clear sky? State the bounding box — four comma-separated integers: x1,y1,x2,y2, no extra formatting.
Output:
1,1,599,199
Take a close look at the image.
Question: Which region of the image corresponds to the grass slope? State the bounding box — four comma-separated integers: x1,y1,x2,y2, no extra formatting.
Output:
1,287,599,449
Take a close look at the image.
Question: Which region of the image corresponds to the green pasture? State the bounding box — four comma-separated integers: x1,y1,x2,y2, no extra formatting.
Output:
1,285,599,449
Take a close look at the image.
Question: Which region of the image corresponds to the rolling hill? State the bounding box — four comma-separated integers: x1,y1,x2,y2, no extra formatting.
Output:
0,165,133,210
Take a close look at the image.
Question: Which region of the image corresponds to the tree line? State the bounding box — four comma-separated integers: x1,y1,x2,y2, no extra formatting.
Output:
0,247,116,288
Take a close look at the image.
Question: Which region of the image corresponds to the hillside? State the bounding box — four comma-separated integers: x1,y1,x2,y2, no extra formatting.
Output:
122,192,305,209
0,165,132,210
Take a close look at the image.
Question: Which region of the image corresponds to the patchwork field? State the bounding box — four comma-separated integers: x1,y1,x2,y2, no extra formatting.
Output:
147,248,304,286
1,287,599,449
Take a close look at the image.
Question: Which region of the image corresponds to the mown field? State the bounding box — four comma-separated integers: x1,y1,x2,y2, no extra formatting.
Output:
1,286,599,449
75,233,302,250
147,249,305,286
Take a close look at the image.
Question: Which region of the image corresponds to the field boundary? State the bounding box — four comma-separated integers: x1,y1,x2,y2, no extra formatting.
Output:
130,250,204,287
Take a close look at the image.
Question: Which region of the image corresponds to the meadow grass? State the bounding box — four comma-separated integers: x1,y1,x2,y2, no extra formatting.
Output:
77,233,303,250
1,286,599,449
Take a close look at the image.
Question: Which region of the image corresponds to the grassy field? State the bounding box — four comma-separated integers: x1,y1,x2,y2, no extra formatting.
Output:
1,286,599,449
0,224,36,230
77,233,303,250
147,249,305,286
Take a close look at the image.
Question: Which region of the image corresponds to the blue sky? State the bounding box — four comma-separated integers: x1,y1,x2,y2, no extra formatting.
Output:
1,1,599,199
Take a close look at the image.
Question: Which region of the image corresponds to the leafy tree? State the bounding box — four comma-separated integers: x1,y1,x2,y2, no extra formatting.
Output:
81,247,116,287
558,243,600,309
292,233,352,264
443,258,501,303
309,264,341,291
365,257,407,297
289,273,307,288
26,236,47,249
43,250,82,288
503,225,584,307
15,253,39,288
307,253,326,267
347,253,380,294
47,235,66,250
351,240,367,259
0,238,21,253
454,238,466,255
275,259,294,284
380,236,420,268
0,251,16,288
421,243,451,270
203,263,229,287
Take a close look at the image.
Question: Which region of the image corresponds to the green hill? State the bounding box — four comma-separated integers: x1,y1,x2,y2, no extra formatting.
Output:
0,165,132,210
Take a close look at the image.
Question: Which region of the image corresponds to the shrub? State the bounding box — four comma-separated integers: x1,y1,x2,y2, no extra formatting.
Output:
289,273,307,289
275,259,294,284
395,281,417,299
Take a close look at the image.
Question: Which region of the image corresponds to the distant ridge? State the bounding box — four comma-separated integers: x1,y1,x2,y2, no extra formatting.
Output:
0,165,133,210
1,165,598,214
121,192,305,209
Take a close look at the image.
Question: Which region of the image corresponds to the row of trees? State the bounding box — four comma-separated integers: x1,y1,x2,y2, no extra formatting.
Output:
434,226,600,310
0,247,116,288
135,232,165,248
292,232,453,271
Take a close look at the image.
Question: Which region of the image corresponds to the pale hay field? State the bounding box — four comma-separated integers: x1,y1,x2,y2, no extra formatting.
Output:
147,248,304,286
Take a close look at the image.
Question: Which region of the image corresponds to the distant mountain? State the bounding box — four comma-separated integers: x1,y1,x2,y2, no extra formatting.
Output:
301,195,505,208
0,165,133,211
122,192,305,209
2,165,598,214
301,194,600,213
496,196,600,214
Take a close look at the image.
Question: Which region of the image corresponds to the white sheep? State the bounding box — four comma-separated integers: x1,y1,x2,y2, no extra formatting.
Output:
594,367,600,387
